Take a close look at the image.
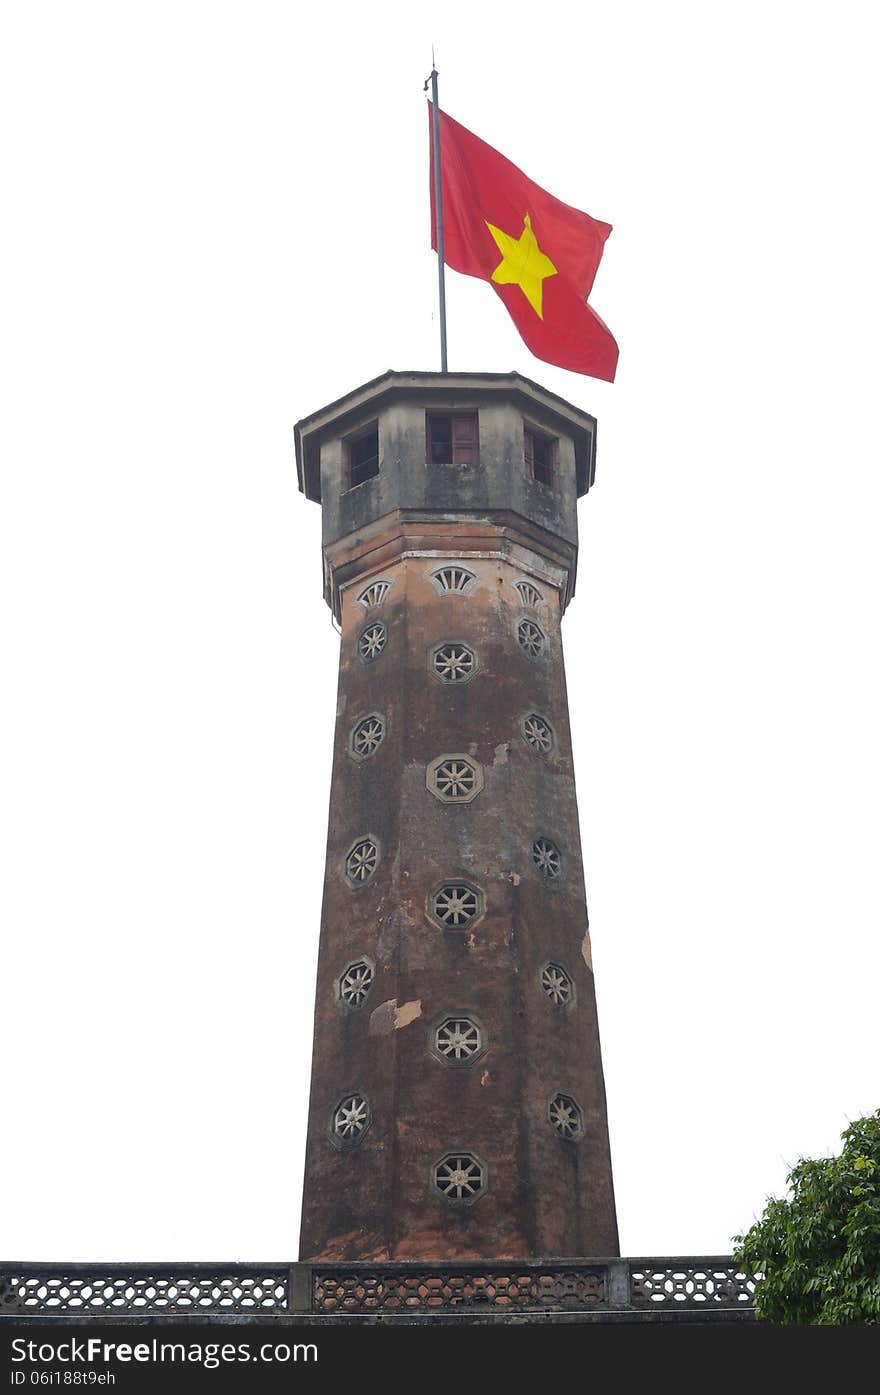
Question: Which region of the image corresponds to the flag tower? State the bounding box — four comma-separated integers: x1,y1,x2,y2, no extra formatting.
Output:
295,370,618,1261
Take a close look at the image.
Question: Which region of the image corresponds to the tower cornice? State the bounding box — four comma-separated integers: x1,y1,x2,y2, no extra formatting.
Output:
322,509,578,622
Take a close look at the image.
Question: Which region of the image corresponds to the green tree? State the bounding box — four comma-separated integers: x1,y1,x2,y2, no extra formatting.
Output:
734,1110,880,1324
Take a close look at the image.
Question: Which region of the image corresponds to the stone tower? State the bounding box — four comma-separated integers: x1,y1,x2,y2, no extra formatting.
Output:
294,370,618,1263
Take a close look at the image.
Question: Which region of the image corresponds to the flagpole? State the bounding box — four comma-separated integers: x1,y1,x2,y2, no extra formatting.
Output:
427,66,448,373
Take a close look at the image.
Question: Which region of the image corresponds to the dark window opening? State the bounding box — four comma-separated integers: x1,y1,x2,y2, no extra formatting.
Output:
524,427,555,488
426,412,479,465
347,426,380,490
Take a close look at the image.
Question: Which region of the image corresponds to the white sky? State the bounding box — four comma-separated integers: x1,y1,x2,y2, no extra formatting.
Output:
2,0,878,1264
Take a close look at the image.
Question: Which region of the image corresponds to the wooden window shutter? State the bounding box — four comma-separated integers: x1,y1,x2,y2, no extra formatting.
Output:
451,413,479,465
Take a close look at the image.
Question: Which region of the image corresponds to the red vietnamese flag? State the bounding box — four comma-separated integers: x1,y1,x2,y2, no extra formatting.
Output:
429,105,618,382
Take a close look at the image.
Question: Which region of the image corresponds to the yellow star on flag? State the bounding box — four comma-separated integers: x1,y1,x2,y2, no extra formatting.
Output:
485,213,557,319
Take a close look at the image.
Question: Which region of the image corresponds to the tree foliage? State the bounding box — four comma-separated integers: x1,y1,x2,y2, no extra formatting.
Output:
734,1111,880,1324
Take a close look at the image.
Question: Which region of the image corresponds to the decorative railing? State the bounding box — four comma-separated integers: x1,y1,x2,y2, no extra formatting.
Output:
0,1268,290,1317
0,1258,757,1318
311,1265,606,1313
628,1260,758,1310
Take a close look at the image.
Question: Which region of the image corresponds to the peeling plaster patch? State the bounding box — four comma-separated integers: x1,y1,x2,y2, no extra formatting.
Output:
370,998,422,1034
394,999,422,1030
465,931,476,950
480,1070,490,1087
493,742,510,766
508,871,521,886
369,999,397,1036
581,932,593,972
